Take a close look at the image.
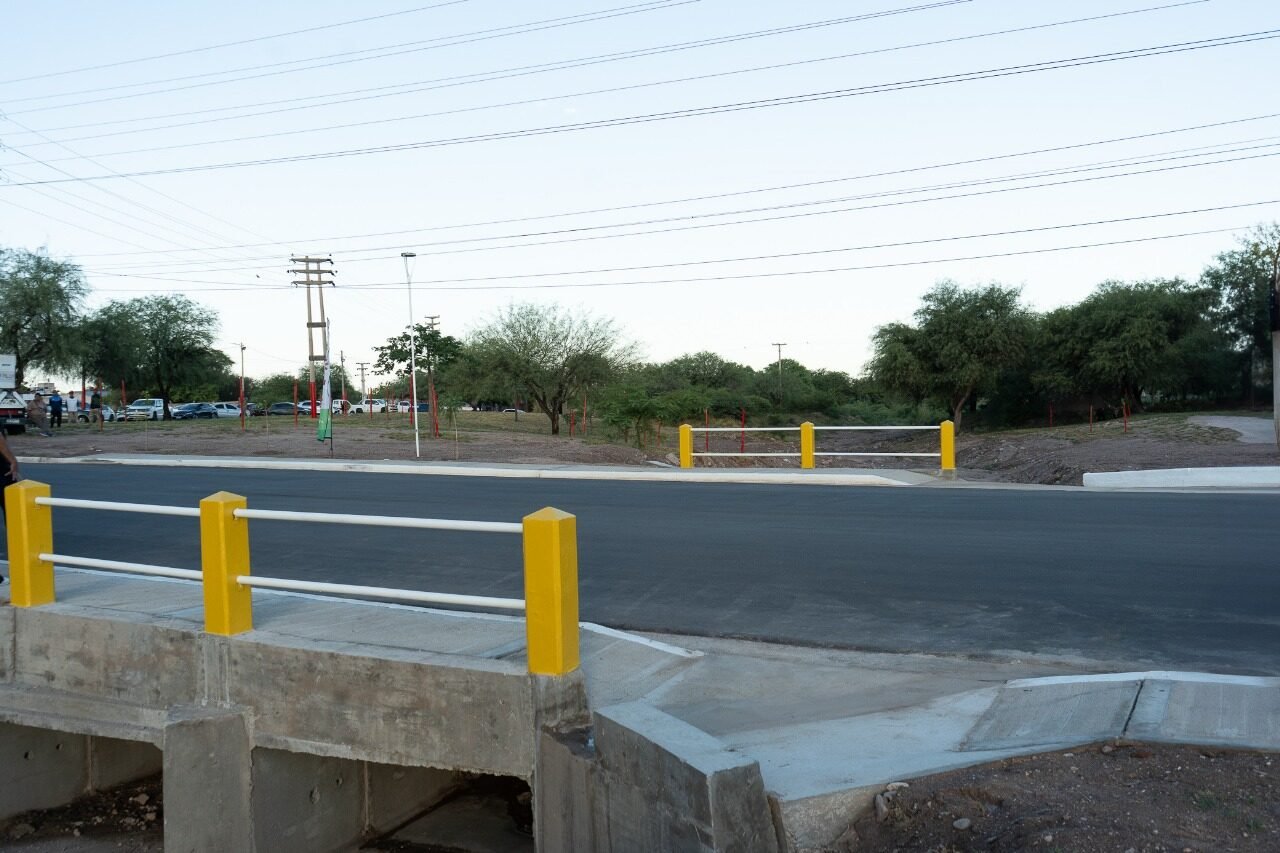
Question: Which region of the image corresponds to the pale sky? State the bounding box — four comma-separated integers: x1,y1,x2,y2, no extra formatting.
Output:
1,0,1277,388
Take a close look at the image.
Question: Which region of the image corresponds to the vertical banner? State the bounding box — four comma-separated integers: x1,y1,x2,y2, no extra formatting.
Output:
317,327,333,442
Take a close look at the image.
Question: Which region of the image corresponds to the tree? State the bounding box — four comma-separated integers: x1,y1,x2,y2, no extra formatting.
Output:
373,323,462,402
867,282,1032,430
0,248,88,387
87,296,229,418
468,303,636,434
1199,223,1280,403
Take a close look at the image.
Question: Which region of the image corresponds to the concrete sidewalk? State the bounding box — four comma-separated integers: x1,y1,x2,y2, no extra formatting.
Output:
17,452,939,486
3,569,1275,851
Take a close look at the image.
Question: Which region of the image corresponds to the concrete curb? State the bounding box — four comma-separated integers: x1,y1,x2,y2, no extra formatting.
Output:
1083,465,1280,488
17,453,933,487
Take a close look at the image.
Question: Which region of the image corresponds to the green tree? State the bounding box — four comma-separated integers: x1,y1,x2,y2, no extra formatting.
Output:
87,296,229,418
1199,223,1280,402
373,324,462,402
468,303,636,434
0,248,88,387
252,372,300,406
867,282,1032,430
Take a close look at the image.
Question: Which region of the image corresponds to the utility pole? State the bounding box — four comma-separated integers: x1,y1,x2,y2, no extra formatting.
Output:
236,342,246,432
401,252,421,458
356,361,370,412
423,315,440,439
1270,240,1279,447
339,350,347,415
771,342,787,405
288,256,335,419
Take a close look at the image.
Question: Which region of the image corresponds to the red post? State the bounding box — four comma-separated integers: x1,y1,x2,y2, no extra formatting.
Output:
120,380,126,412
1123,400,1129,433
704,409,709,452
293,382,299,428
341,386,348,417
309,380,317,419
1048,403,1054,428
582,396,587,436
740,407,746,454
569,412,575,436
1089,405,1094,434
239,375,246,432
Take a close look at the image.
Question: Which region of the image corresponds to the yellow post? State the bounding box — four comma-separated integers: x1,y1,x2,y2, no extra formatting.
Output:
522,507,579,676
200,492,253,636
940,419,956,478
5,480,55,607
800,421,815,469
678,424,693,469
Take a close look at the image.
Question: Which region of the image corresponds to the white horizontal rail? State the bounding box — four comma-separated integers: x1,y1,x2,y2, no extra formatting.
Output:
234,508,522,534
40,553,203,581
690,427,800,433
692,452,800,457
236,575,525,611
813,425,941,431
35,497,200,518
815,452,941,458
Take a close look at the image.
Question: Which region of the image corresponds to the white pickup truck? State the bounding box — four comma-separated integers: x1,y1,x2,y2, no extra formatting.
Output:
0,354,25,434
349,398,387,414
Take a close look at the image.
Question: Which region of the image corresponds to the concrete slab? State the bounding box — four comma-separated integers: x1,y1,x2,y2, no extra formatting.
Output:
1188,415,1276,444
392,793,534,852
1083,465,1280,489
962,680,1140,750
1127,679,1280,749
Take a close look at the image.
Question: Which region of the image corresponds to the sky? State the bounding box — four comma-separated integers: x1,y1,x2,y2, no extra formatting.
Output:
1,0,1277,390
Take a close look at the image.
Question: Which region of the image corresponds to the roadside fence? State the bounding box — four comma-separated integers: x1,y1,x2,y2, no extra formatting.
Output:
678,420,955,474
2,481,579,676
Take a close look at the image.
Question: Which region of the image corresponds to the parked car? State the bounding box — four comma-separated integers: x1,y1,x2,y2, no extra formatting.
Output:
244,402,263,416
124,398,166,420
75,405,117,423
266,402,298,416
502,408,529,414
212,402,242,418
349,398,387,414
396,400,430,413
172,402,218,420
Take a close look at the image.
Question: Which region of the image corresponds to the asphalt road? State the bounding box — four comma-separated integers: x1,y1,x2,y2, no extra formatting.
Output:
10,464,1280,674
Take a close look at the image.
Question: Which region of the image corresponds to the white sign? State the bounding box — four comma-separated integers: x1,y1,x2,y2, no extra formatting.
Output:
0,354,15,389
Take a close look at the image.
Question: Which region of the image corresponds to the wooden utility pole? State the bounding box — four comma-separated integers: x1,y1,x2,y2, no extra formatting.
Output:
356,361,370,414
288,256,335,419
771,342,787,404
1270,241,1279,447
424,315,440,438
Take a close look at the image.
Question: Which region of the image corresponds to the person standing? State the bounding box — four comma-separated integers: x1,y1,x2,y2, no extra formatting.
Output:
27,394,51,437
49,391,63,428
90,386,103,423
0,428,20,585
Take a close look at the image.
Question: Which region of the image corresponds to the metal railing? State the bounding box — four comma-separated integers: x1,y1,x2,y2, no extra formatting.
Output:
678,421,955,473
3,482,580,676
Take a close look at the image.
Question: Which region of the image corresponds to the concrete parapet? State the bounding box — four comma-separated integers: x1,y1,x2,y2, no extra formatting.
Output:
163,706,254,853
591,702,781,853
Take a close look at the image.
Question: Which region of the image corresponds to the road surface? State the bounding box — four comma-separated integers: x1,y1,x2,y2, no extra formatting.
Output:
10,463,1280,674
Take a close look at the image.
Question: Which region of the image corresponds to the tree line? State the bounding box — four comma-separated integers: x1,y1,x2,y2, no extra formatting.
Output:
2,223,1274,432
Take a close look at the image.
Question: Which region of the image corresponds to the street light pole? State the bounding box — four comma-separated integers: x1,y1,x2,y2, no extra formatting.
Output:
402,252,420,459
238,342,246,432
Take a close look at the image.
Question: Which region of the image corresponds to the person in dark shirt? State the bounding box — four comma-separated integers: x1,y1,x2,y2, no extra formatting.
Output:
49,391,63,428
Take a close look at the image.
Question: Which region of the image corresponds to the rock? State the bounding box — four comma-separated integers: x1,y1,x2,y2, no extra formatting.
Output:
1101,744,1115,754
145,812,157,822
1043,834,1054,843
885,782,909,791
953,818,972,831
874,793,889,822
131,793,150,806
9,823,35,840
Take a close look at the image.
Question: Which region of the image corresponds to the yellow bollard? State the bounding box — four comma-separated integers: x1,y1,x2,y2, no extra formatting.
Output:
522,507,579,676
940,419,956,477
678,424,693,469
200,492,253,636
5,480,55,607
800,422,815,469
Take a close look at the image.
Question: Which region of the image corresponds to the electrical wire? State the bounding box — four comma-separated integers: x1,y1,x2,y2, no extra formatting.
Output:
0,1,474,86
61,110,1280,260
4,28,1274,187
81,200,1277,289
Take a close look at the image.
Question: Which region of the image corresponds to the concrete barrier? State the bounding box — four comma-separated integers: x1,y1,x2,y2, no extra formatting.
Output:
1,574,779,851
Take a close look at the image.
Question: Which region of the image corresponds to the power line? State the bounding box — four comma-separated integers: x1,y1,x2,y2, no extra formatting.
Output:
82,135,1280,272
61,111,1280,260
5,28,1275,188
81,226,1255,294
0,1,474,86
81,199,1280,290
0,0,1007,138
2,0,701,111
19,3,1215,164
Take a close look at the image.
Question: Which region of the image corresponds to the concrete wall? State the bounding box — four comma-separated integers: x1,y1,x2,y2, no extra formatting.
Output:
535,703,781,853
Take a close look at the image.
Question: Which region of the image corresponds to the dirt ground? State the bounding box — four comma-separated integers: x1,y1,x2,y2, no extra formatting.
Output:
1,775,161,853
845,742,1278,853
8,410,1277,486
